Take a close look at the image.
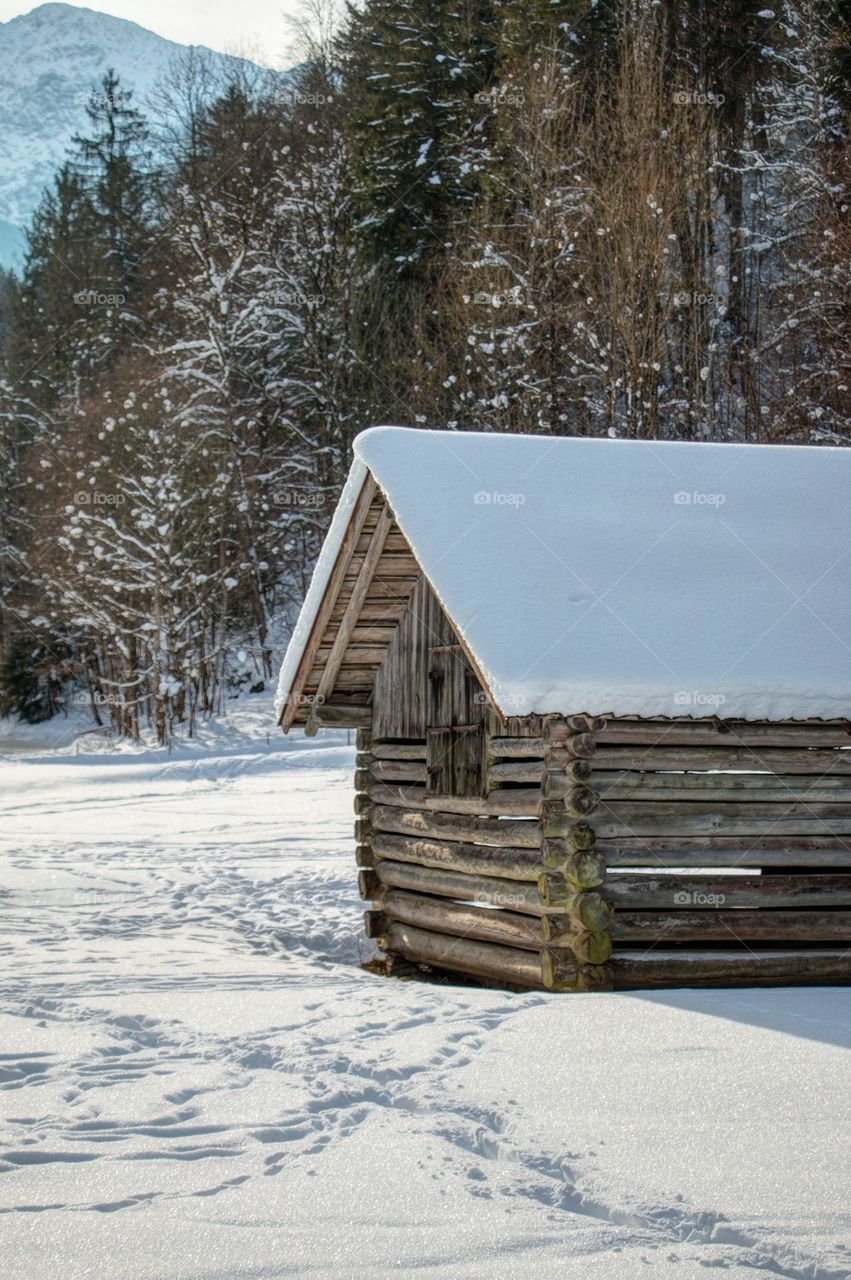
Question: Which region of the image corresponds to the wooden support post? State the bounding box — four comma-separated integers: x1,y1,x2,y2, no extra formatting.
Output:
540,716,613,988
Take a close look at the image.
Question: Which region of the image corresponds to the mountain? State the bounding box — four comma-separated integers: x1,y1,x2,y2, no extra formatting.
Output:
0,3,265,269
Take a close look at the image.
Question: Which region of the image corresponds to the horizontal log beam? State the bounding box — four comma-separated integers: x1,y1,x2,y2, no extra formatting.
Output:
375,888,546,951
612,949,851,988
604,872,851,909
597,721,851,747
310,703,372,728
592,746,851,774
593,773,851,803
370,803,541,848
489,737,546,759
372,858,551,914
611,909,851,943
574,804,851,839
365,781,541,818
372,832,543,880
370,760,428,784
489,759,591,785
599,837,851,868
379,921,547,989
371,742,427,760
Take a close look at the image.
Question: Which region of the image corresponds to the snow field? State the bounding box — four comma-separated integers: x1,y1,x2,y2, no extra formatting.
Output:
1,705,850,1279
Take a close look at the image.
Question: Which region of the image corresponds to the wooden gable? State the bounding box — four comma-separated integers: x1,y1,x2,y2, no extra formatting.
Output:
281,474,502,740
280,477,422,732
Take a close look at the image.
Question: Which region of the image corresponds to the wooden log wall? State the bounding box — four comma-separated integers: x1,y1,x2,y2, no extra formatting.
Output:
357,716,851,992
492,714,851,989
356,728,606,992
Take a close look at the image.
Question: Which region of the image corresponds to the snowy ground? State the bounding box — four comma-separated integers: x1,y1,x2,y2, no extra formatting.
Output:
2,700,850,1280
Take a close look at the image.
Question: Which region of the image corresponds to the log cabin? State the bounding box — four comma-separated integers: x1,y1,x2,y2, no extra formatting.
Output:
275,427,851,991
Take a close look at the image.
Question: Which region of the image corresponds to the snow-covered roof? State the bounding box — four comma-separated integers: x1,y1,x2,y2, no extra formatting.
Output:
277,427,851,723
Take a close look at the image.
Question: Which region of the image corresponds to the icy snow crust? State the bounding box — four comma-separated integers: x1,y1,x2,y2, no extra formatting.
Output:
2,716,851,1278
349,426,851,720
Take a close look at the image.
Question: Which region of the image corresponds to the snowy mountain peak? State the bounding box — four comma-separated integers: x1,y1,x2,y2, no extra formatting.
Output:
0,3,260,267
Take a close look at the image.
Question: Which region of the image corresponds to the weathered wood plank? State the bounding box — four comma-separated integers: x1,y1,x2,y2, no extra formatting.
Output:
343,551,420,578
599,837,851,868
307,667,380,689
315,644,389,667
370,803,540,848
604,873,851,909
490,759,590,785
365,781,541,818
613,949,851,988
370,759,428,784
310,703,372,728
371,741,427,759
355,578,420,600
372,858,552,914
376,888,546,951
576,804,851,839
597,720,851,747
379,921,547,989
371,832,543,879
353,529,411,556
332,600,410,625
593,772,851,803
610,909,851,943
489,737,546,759
593,746,851,774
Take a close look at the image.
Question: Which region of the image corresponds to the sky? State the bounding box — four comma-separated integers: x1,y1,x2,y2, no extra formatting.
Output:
0,1,304,63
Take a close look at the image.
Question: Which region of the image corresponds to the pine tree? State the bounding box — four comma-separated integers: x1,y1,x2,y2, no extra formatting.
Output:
341,0,499,284
70,69,153,304
9,165,103,407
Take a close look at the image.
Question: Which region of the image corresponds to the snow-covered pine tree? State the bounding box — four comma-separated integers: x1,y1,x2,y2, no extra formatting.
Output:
341,0,498,284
